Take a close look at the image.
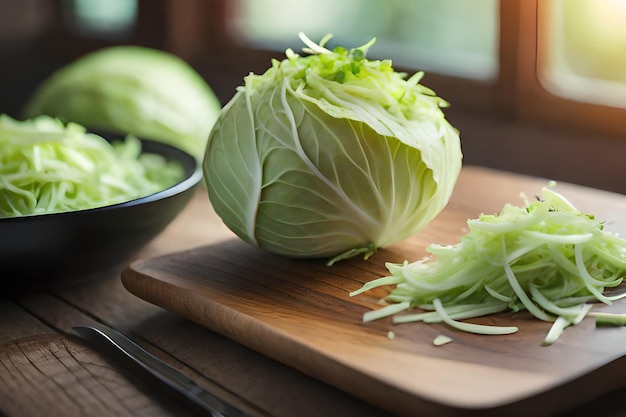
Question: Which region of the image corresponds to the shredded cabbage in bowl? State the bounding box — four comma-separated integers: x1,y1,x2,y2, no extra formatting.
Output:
0,114,184,218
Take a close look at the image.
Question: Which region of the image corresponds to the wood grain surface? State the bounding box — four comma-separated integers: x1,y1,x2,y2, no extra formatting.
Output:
0,332,207,417
121,166,626,417
3,190,395,417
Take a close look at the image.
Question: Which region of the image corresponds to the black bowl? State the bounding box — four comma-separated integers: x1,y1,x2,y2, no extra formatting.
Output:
0,135,203,293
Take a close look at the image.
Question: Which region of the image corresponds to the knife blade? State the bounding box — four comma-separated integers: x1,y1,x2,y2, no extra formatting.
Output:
73,324,251,417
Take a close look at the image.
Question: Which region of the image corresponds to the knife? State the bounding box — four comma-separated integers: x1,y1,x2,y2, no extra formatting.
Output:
73,324,251,417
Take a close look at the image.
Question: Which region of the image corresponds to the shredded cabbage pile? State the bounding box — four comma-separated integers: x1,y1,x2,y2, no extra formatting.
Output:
351,185,626,345
0,114,184,218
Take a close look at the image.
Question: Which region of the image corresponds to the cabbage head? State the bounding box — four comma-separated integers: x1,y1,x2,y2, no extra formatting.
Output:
204,34,462,264
23,46,221,160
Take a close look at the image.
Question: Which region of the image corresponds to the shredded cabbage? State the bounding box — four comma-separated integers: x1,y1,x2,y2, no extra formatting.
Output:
0,115,184,218
351,184,626,345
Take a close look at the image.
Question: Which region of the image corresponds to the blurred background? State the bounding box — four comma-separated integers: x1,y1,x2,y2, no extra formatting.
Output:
2,0,626,194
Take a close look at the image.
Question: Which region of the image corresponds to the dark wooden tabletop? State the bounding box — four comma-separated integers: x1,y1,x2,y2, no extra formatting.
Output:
3,166,626,417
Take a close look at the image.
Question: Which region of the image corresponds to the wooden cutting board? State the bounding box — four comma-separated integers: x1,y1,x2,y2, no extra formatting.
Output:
122,166,626,417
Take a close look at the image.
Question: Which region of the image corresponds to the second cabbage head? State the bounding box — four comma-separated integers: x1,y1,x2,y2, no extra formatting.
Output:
204,34,463,264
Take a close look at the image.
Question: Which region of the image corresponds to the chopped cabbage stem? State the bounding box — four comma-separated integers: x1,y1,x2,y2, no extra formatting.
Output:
350,184,626,345
0,114,184,218
433,334,453,346
590,311,626,326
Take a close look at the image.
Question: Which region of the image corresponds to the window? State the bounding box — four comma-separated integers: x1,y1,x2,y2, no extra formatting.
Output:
5,0,626,140
506,0,626,139
167,0,626,138
539,0,626,109
228,0,499,81
61,0,138,40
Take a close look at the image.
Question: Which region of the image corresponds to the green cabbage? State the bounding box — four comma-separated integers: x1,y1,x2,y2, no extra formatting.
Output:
0,114,184,218
23,46,221,160
350,185,626,345
204,33,463,264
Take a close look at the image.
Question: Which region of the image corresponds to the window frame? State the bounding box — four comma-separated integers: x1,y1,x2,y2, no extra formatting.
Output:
49,0,625,141
509,0,626,140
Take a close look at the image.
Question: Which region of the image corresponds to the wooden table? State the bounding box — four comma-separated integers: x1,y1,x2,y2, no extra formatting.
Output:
3,165,626,417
